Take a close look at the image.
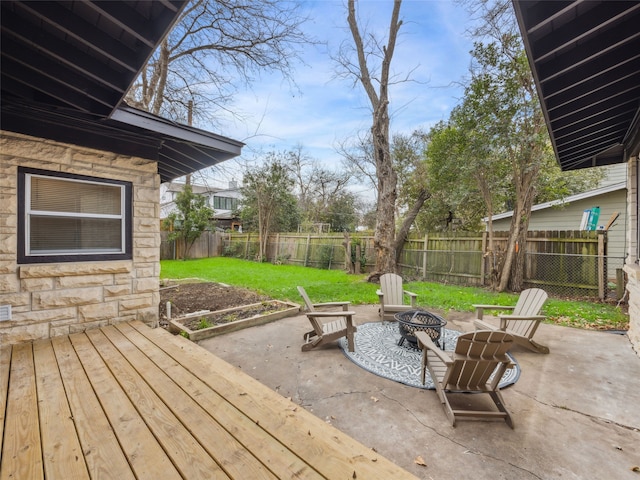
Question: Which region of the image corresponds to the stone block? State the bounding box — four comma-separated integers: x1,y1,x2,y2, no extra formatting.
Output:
79,302,118,323
1,134,70,161
20,261,132,278
0,234,16,255
104,284,131,297
0,212,16,228
134,217,159,234
21,277,54,291
111,156,156,174
49,324,71,337
119,295,153,311
114,274,133,285
134,235,160,249
33,287,103,309
135,173,159,187
0,262,17,275
135,265,155,278
136,306,159,326
56,274,113,289
0,322,50,344
0,274,20,294
134,247,159,263
134,277,158,294
71,149,115,165
11,307,76,323
135,186,159,203
134,204,156,218
0,292,30,308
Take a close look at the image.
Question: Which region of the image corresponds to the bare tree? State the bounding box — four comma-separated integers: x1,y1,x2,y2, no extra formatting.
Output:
125,0,313,127
337,0,404,275
284,145,354,229
338,129,431,266
336,132,377,194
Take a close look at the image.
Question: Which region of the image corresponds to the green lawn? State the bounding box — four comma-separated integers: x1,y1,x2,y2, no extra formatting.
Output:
161,257,629,330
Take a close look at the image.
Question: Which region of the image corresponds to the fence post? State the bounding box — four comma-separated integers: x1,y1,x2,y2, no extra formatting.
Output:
355,244,361,274
481,231,487,286
244,233,250,259
422,234,428,279
275,233,280,261
304,234,311,267
598,231,605,300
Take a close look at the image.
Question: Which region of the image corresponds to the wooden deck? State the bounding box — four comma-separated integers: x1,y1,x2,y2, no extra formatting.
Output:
0,321,417,479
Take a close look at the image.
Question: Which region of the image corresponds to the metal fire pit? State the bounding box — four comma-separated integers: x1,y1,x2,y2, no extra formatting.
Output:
395,310,447,349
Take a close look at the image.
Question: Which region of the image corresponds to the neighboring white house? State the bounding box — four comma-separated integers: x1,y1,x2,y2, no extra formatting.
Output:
161,181,243,231
487,164,627,263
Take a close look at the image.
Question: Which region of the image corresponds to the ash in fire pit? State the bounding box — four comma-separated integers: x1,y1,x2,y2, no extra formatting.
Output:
395,310,447,349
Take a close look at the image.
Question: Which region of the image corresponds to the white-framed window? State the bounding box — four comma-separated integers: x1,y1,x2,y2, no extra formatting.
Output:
213,196,238,210
18,167,132,263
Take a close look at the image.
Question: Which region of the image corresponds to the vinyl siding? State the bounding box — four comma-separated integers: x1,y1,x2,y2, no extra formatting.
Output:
491,189,627,261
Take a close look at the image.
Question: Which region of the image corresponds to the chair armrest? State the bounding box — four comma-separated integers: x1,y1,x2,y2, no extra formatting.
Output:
308,311,356,317
473,304,515,320
498,314,546,321
376,289,383,298
404,290,417,307
498,314,545,329
313,301,350,311
415,331,451,364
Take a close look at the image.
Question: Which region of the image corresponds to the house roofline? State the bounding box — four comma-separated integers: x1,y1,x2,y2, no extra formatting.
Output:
484,182,626,222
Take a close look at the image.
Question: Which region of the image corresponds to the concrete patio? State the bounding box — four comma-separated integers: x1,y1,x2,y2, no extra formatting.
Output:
199,305,640,479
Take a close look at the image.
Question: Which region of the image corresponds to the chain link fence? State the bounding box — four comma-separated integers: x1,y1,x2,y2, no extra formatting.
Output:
522,252,626,299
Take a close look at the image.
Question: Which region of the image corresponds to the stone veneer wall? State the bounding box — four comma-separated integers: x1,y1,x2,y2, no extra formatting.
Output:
624,157,640,355
0,131,161,345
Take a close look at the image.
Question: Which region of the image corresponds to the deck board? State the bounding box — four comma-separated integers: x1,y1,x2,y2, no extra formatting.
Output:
2,343,44,480
33,340,89,479
0,345,11,462
51,336,135,480
1,321,418,480
69,332,183,480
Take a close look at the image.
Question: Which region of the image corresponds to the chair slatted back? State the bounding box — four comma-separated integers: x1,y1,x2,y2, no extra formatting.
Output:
297,286,323,335
513,288,547,316
507,288,547,337
444,331,513,390
379,274,405,305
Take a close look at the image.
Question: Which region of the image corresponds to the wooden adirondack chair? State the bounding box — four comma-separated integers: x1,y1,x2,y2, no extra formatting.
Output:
376,273,417,321
416,330,516,428
297,286,357,352
473,288,549,354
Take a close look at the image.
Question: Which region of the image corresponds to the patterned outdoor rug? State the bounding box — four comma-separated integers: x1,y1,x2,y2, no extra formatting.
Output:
338,322,520,390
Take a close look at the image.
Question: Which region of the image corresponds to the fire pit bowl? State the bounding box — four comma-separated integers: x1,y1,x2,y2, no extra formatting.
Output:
394,310,447,349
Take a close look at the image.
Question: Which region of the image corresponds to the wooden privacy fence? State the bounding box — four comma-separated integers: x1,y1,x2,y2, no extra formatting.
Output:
162,230,621,299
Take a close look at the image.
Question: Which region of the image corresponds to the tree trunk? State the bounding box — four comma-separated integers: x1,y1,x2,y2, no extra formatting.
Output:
151,40,170,115
394,188,430,266
508,191,535,291
347,0,403,275
497,156,538,292
373,108,398,274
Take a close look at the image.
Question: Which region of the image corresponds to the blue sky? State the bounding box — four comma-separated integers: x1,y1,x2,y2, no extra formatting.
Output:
208,1,475,189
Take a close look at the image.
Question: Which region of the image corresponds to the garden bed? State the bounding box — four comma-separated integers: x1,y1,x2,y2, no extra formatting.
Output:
168,300,300,341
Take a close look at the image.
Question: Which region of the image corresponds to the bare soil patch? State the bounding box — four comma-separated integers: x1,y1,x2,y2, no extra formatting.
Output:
159,281,271,328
